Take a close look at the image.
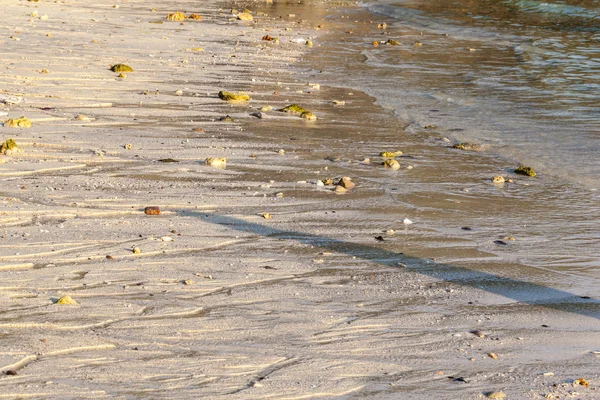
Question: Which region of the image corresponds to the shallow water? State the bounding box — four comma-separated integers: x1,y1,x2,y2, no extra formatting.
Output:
336,0,600,189
269,0,600,290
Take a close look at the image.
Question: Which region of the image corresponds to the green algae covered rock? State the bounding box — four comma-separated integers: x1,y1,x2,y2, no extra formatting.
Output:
110,64,133,73
218,91,250,101
380,151,402,158
4,117,31,128
300,111,317,120
279,104,308,114
382,159,400,170
453,142,482,151
0,139,18,154
515,165,536,177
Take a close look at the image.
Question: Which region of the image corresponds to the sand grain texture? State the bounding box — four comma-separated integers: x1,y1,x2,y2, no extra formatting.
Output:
0,1,598,399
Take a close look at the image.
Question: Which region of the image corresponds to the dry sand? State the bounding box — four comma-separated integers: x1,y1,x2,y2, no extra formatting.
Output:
0,0,598,399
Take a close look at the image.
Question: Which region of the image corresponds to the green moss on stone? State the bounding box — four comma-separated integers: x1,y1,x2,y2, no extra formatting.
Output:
515,165,536,177
110,64,133,73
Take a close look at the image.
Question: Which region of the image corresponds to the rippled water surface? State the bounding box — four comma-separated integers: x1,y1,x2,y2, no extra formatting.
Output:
343,0,600,187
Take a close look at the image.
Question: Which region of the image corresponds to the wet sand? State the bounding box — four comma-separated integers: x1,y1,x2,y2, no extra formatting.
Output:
0,1,598,399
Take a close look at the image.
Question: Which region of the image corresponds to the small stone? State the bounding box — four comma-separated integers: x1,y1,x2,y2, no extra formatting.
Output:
333,185,347,194
305,40,313,47
117,72,127,79
182,279,194,285
380,151,401,158
413,42,423,47
377,22,387,29
383,159,400,170
485,391,506,399
40,68,49,74
279,104,308,114
218,91,250,101
124,143,132,150
574,378,589,387
55,295,77,305
160,236,173,242
4,117,31,128
488,352,498,359
453,142,482,151
110,64,133,73
470,330,485,338
187,14,202,20
492,176,505,184
253,112,267,119
300,111,317,120
237,12,253,21
403,218,413,225
220,115,234,122
144,206,161,215
385,229,395,236
205,157,226,169
259,105,273,112
515,165,536,177
261,212,272,219
75,114,89,121
175,90,183,96
386,39,400,46
0,139,19,154
166,12,185,21
332,100,345,105
192,127,204,132
338,177,355,189
132,247,141,254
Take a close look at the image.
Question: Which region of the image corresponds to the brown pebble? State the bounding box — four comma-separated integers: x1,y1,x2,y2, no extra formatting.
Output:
5,370,17,376
470,330,485,338
488,352,498,359
106,255,114,260
144,206,161,215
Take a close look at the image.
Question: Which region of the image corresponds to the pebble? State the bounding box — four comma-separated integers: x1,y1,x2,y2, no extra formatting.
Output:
337,177,355,190
144,206,161,215
132,247,141,254
403,218,413,225
333,185,347,194
492,176,505,184
55,295,77,305
383,159,400,170
486,391,506,399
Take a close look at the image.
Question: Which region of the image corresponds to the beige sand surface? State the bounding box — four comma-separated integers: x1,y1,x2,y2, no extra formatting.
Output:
0,1,598,399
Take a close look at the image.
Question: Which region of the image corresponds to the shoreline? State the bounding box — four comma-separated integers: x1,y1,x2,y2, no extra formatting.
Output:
0,1,598,399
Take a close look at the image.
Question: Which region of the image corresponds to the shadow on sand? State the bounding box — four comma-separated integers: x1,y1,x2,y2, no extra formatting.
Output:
193,212,599,320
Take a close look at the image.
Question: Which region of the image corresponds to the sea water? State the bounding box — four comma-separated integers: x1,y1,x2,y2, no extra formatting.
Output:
348,0,600,188
290,0,600,290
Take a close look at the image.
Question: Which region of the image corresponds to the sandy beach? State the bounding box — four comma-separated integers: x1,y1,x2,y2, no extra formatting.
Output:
0,0,598,398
